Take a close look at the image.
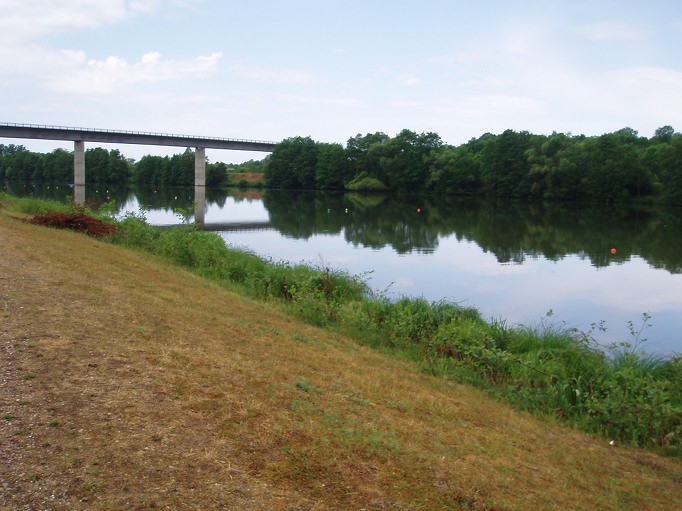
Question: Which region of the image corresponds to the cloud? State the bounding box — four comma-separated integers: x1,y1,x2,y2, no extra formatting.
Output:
46,51,223,94
0,0,159,43
141,52,162,64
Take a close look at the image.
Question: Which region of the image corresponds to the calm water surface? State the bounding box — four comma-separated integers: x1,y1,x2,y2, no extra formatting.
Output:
7,183,682,354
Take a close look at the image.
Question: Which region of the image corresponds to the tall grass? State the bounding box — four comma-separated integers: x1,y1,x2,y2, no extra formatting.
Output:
9,194,681,459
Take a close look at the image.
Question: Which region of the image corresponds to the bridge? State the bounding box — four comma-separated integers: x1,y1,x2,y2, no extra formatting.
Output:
0,122,278,215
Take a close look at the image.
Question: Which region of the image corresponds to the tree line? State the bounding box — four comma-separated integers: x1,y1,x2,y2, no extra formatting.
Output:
0,146,231,187
3,125,682,204
0,145,130,184
265,126,682,205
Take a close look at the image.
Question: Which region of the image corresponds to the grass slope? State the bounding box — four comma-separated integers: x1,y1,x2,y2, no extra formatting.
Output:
1,208,681,510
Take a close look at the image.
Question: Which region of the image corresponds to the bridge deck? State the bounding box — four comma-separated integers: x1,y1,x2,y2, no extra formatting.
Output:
0,123,277,152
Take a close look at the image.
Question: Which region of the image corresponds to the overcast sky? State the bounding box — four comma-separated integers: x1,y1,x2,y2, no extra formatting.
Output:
1,0,681,163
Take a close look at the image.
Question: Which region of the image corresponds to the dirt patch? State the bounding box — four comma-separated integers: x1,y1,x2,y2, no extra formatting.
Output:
231,172,265,184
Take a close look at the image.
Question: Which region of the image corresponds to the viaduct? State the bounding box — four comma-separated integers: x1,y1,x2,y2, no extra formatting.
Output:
0,123,277,221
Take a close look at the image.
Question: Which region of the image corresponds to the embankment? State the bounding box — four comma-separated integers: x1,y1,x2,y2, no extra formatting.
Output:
1,205,681,510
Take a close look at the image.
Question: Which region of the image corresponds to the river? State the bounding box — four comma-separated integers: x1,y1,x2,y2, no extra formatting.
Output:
5,181,682,355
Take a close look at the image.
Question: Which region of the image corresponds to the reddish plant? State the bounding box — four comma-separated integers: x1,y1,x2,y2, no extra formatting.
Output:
24,211,117,237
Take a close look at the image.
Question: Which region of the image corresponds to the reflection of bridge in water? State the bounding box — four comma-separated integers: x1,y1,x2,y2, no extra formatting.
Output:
159,220,274,232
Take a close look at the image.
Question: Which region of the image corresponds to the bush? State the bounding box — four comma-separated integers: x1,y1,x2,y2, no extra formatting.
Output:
345,172,388,192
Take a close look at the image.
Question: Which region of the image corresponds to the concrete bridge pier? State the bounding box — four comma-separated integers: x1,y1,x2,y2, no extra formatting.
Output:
194,147,206,224
74,140,85,204
195,147,206,187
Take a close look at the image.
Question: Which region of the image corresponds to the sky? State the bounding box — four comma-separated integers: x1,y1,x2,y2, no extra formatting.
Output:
1,0,681,163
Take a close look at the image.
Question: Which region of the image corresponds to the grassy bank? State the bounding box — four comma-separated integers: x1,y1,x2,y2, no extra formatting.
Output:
1,193,681,509
106,201,681,460
4,193,682,458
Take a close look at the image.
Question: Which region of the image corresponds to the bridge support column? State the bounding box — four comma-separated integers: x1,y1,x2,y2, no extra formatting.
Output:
195,147,206,187
74,140,85,204
194,147,206,224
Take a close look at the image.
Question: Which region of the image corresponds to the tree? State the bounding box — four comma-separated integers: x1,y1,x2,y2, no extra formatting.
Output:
42,148,73,182
0,144,27,156
167,148,195,185
479,130,538,197
345,132,390,179
107,149,130,183
207,161,228,187
265,137,319,189
315,143,350,189
378,129,443,191
429,146,481,194
653,125,675,143
657,135,682,205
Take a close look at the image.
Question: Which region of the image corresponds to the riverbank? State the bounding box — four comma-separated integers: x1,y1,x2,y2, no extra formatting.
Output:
1,198,682,509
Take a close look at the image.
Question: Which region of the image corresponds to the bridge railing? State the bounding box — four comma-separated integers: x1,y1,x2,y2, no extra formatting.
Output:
0,122,278,146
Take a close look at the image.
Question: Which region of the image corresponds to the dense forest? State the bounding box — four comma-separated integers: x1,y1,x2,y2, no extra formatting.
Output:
2,126,681,204
266,126,682,205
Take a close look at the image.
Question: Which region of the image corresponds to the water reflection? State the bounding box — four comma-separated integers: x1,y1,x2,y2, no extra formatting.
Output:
5,181,682,274
263,190,682,274
5,182,681,353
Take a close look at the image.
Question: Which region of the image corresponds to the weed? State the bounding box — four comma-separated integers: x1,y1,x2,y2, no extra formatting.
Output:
295,379,319,393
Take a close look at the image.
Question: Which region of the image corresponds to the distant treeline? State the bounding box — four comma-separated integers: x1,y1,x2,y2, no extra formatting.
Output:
0,145,130,184
3,125,682,204
265,126,682,205
0,146,253,188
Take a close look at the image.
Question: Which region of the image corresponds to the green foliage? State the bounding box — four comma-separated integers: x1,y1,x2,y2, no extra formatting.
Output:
266,137,319,189
206,161,228,188
315,143,351,190
1,146,129,184
344,172,388,191
15,196,73,215
85,147,129,183
259,125,681,205
228,156,269,174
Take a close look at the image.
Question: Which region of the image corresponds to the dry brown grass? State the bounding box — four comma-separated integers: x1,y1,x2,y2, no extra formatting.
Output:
231,172,265,185
1,206,681,510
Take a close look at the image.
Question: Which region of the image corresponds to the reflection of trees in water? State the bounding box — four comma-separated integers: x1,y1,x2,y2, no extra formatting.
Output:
264,190,682,273
264,191,443,254
10,183,681,274
5,181,133,205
